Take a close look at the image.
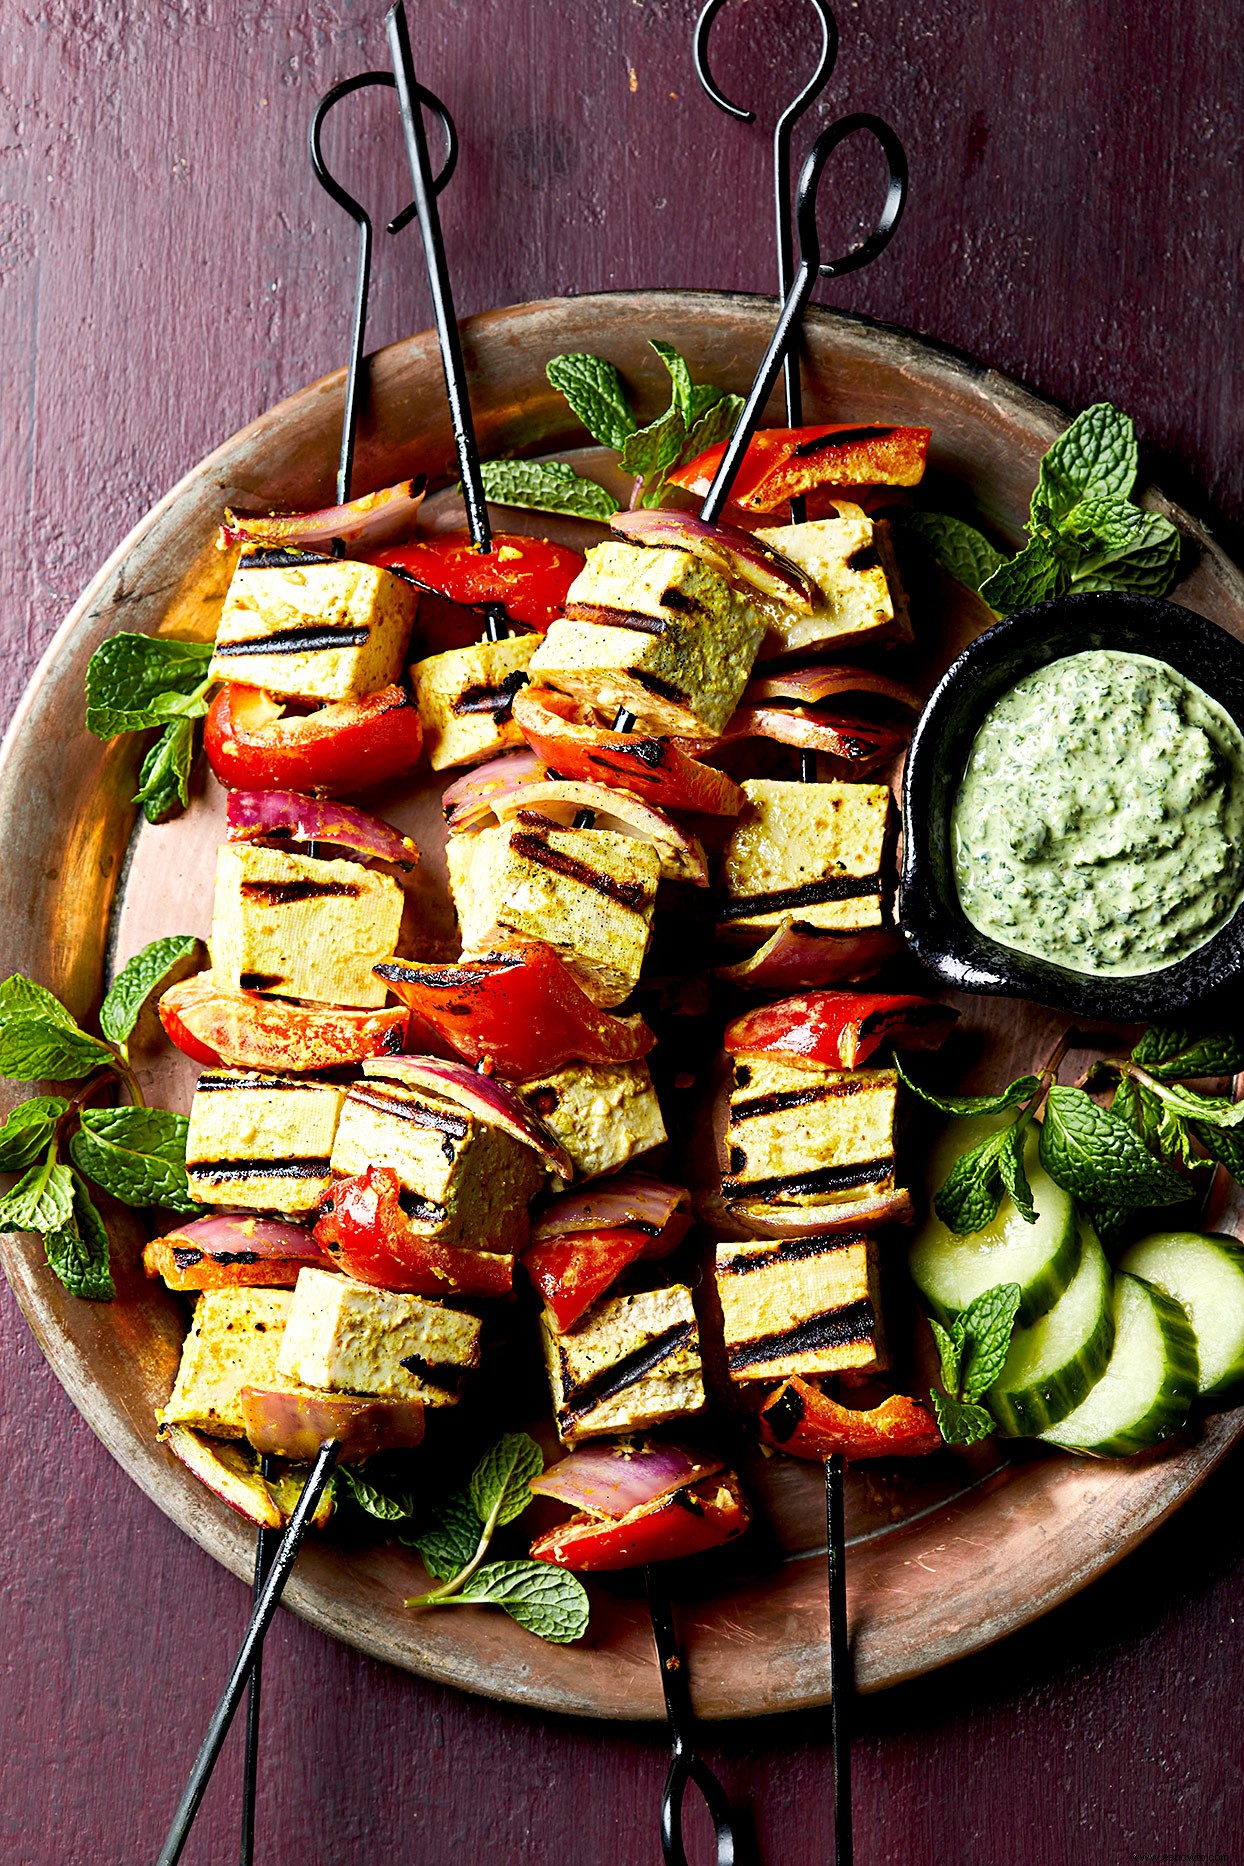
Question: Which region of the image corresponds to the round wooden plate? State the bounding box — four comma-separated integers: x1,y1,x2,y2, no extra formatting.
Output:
2,290,1243,1722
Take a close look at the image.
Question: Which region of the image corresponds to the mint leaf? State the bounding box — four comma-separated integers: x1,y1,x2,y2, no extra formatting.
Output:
408,1488,482,1579
478,458,618,522
681,393,744,467
134,716,197,822
0,976,80,1031
70,1105,196,1211
649,339,695,423
1138,1076,1244,1129
339,1465,415,1522
978,534,1066,614
1191,1120,1244,1180
43,1172,114,1301
0,1096,69,1171
459,1559,590,1644
1060,497,1180,597
0,1156,74,1232
0,1018,112,1083
1031,403,1139,525
928,1315,962,1394
957,1283,1022,1401
1039,1086,1189,1207
85,633,213,738
930,1389,994,1446
546,353,636,452
933,1126,1016,1235
1132,1027,1244,1080
100,935,203,1046
618,404,687,485
996,1123,1036,1224
904,511,1005,593
1085,1203,1130,1250
469,1431,543,1531
897,1059,1038,1118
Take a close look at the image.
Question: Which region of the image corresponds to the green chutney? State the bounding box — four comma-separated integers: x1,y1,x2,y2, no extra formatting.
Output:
952,650,1244,976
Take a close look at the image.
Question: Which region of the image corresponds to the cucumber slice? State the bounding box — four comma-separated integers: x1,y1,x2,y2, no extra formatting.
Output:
1040,1273,1198,1456
909,1118,1078,1326
987,1219,1114,1435
1119,1231,1244,1396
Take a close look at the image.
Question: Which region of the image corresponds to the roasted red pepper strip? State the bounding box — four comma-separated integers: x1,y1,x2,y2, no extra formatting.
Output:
760,1379,943,1461
724,990,957,1069
530,1472,751,1571
371,532,583,631
523,1226,652,1331
315,1166,514,1297
376,942,656,1080
142,1240,312,1293
160,973,408,1073
666,424,931,512
511,685,743,817
204,682,424,795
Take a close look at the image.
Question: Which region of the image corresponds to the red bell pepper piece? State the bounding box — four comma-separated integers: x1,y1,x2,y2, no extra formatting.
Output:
204,681,424,795
760,1378,943,1461
159,973,408,1073
371,532,583,631
376,942,656,1080
511,685,743,817
142,1239,310,1292
665,424,931,512
523,1226,651,1331
724,990,957,1070
314,1165,514,1298
530,1472,751,1571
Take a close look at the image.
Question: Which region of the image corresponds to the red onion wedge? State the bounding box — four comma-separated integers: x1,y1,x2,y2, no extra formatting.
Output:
219,476,426,552
717,921,901,990
226,790,418,868
240,1386,425,1464
729,1190,916,1236
149,1214,328,1263
443,750,546,833
530,1441,725,1519
530,1175,691,1246
723,705,909,770
495,780,709,885
610,510,822,610
742,666,922,710
362,1055,574,1180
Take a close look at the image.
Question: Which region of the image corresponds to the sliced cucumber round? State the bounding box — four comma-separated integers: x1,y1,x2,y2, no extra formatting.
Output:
909,1118,1078,1327
987,1218,1114,1436
1119,1231,1244,1397
1040,1272,1198,1457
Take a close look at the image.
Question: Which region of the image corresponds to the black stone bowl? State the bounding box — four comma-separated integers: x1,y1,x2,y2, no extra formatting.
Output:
899,591,1244,1019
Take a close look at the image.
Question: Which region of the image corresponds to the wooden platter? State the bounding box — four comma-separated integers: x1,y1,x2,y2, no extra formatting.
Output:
2,289,1243,1722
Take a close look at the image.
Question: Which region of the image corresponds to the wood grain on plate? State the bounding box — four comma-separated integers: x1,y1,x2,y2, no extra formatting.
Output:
2,292,1242,1723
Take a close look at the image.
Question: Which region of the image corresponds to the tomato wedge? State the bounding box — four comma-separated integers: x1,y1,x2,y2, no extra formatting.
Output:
315,1166,514,1297
159,972,408,1072
512,685,743,817
530,1472,751,1571
760,1379,943,1461
376,943,656,1080
523,1226,651,1331
724,991,957,1070
371,532,583,631
666,424,931,512
204,682,424,795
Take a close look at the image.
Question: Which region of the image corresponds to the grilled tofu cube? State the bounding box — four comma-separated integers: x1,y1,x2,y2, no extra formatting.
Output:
211,843,403,1009
724,1054,899,1208
541,1284,705,1443
751,512,910,659
210,548,418,702
530,540,764,735
720,778,892,941
157,1288,294,1439
715,1233,887,1382
330,1078,544,1252
411,634,539,772
277,1266,481,1405
448,821,659,1007
185,1070,347,1214
518,1060,666,1181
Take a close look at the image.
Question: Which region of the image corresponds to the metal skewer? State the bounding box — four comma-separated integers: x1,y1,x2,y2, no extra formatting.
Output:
237,1457,279,1866
648,1565,737,1866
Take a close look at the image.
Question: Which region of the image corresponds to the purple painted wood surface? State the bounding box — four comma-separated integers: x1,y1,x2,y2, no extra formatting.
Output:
1,1,1242,1860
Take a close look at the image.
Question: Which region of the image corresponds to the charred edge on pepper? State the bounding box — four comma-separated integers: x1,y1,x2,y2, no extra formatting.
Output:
790,426,897,458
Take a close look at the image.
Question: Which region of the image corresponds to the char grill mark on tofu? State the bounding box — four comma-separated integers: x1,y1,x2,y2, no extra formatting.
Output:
508,827,650,910
715,1233,886,1379
450,670,530,718
720,779,892,939
186,1071,347,1215
211,552,418,702
239,878,363,905
345,1083,469,1142
412,635,539,772
561,603,668,636
724,1055,899,1208
541,1285,706,1442
188,1158,332,1183
557,1320,696,1422
627,668,691,707
211,843,403,1009
719,872,882,922
726,1158,894,1201
214,624,372,656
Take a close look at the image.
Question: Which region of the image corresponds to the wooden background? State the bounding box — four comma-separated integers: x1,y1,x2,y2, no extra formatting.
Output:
2,1,1243,1860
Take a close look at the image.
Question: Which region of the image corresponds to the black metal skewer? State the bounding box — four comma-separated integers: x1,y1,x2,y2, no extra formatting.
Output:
237,1458,279,1866
648,1565,737,1866
385,0,508,645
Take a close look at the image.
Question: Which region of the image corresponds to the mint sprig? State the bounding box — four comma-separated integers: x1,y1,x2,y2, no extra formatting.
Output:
406,1432,589,1645
929,1282,1021,1445
85,633,215,823
477,458,619,522
906,403,1181,614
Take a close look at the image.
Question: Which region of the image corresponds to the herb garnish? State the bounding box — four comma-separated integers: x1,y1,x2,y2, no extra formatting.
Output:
478,340,743,521
405,1431,589,1644
907,403,1181,615
928,1282,1022,1445
0,939,203,1298
86,634,216,822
